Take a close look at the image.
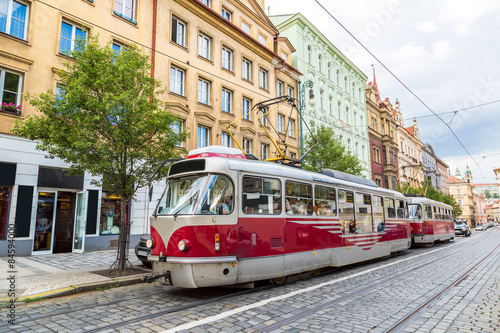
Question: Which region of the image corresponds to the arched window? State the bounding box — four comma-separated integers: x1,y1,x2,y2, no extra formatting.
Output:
336,69,340,86
307,45,312,64
318,54,322,71
328,63,331,79
352,82,355,95
346,106,349,123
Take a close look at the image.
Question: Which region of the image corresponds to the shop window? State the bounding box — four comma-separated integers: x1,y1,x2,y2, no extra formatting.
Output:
0,187,11,240
100,193,128,234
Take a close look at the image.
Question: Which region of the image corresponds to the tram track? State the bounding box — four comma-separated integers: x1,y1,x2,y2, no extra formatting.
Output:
255,232,497,333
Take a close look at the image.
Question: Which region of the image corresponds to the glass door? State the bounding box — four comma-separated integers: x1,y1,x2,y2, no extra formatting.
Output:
33,191,57,254
72,191,87,253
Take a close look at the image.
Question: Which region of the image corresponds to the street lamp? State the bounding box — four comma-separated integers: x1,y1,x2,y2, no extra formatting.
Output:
298,79,315,153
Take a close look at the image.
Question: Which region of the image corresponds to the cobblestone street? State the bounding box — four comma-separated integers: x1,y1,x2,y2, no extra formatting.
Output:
1,229,499,333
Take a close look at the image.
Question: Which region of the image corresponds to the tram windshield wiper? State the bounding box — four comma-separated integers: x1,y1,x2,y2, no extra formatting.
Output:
173,191,199,219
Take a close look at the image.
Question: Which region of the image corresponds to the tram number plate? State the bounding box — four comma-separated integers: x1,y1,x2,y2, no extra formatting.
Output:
138,250,148,256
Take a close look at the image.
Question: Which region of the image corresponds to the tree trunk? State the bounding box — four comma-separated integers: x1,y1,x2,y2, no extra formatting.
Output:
118,195,128,272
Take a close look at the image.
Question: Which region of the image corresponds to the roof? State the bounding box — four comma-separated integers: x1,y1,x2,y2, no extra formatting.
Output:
405,126,415,136
449,176,465,183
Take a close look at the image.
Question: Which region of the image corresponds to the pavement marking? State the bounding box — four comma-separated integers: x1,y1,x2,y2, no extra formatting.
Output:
162,235,481,333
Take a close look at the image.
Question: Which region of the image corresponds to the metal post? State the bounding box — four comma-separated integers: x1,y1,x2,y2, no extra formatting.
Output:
298,79,314,154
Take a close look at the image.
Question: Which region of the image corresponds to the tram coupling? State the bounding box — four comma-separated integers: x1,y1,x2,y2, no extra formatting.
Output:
142,271,171,284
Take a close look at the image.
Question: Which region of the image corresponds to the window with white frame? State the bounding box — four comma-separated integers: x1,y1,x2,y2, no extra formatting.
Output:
288,119,295,137
198,32,211,60
281,51,287,61
329,96,333,115
259,108,268,127
307,45,312,64
277,80,284,97
170,120,184,147
0,68,23,109
0,0,28,39
170,66,185,96
222,46,233,71
221,132,231,148
290,152,296,159
222,88,232,113
241,21,250,34
114,0,135,21
59,21,87,55
198,0,210,7
328,63,331,79
344,76,348,90
259,68,268,89
242,97,251,120
318,54,322,71
287,86,294,98
242,58,251,81
112,42,122,54
345,107,349,123
352,82,355,95
198,78,210,105
221,7,232,21
243,138,252,154
171,16,186,47
337,101,341,117
320,90,324,110
336,69,340,86
197,125,210,148
261,143,269,160
277,114,285,133
258,33,266,45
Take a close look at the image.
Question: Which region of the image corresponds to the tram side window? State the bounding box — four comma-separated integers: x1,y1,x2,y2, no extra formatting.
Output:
285,181,312,215
242,176,281,214
314,186,336,216
395,200,405,218
356,193,373,233
373,196,385,232
425,205,432,219
384,198,395,218
339,190,355,233
433,206,438,219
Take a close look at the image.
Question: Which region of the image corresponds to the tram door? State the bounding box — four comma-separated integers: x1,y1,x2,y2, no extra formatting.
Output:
72,191,87,253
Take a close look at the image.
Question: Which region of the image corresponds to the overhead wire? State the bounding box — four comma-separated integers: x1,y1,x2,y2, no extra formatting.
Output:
314,0,489,182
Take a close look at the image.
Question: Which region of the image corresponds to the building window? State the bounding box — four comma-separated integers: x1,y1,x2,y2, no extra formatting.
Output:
277,80,284,97
344,76,348,90
260,108,269,127
242,58,252,81
261,143,269,160
112,42,123,54
221,132,231,148
198,0,210,6
198,78,210,105
100,193,128,235
288,119,295,137
241,21,250,34
277,114,285,133
307,45,312,64
336,69,340,86
328,63,331,79
259,68,268,89
221,88,232,113
0,186,11,240
258,33,266,45
290,152,296,159
320,90,324,110
59,21,87,55
318,54,322,71
457,189,461,195
243,138,252,154
114,0,135,21
242,97,251,120
0,0,28,39
221,7,232,21
373,146,380,164
222,46,233,71
171,16,186,47
457,199,462,205
0,68,23,108
352,82,355,96
197,125,210,148
329,96,333,115
198,33,211,59
345,107,349,123
170,120,184,147
281,51,287,60
359,87,362,101
337,101,341,117
287,86,294,98
170,66,185,96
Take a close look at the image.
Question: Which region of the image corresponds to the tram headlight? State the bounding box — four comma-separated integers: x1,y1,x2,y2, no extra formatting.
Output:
178,239,191,252
146,238,154,249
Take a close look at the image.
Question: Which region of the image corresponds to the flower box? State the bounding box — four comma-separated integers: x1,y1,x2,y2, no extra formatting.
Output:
1,102,22,115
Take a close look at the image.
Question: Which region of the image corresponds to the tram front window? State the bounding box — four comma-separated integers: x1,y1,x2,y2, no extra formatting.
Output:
156,174,234,216
409,204,422,219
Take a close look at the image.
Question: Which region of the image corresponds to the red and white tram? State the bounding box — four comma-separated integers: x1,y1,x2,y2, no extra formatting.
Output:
147,146,411,288
407,196,455,245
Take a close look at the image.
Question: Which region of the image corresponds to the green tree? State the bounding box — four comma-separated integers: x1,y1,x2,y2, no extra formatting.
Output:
13,36,187,271
493,193,499,199
302,124,364,176
442,194,462,219
484,189,492,199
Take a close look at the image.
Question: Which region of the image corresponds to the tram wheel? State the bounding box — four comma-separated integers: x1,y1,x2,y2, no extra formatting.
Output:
311,268,323,276
270,276,288,285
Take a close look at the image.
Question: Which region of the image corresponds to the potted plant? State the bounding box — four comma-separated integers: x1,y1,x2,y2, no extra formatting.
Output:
1,102,22,114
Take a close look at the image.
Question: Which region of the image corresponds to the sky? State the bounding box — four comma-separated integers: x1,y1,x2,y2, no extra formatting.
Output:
266,0,500,183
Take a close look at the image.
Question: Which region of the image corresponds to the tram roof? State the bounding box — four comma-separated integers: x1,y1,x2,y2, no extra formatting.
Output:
406,196,452,209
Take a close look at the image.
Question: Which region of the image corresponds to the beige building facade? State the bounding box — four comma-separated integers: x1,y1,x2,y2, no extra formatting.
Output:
0,0,300,256
449,168,475,225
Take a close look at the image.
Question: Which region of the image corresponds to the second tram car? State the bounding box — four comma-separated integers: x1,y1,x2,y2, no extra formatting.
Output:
147,147,411,288
407,197,455,245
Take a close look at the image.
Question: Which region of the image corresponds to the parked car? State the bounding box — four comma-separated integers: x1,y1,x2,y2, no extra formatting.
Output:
475,225,484,231
134,236,152,267
454,221,471,237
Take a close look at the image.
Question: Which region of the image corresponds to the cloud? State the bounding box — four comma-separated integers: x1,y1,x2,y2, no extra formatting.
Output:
414,21,440,33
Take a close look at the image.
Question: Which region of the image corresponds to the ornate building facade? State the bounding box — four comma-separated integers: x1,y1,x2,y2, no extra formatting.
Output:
365,74,398,189
449,166,476,225
270,13,371,178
